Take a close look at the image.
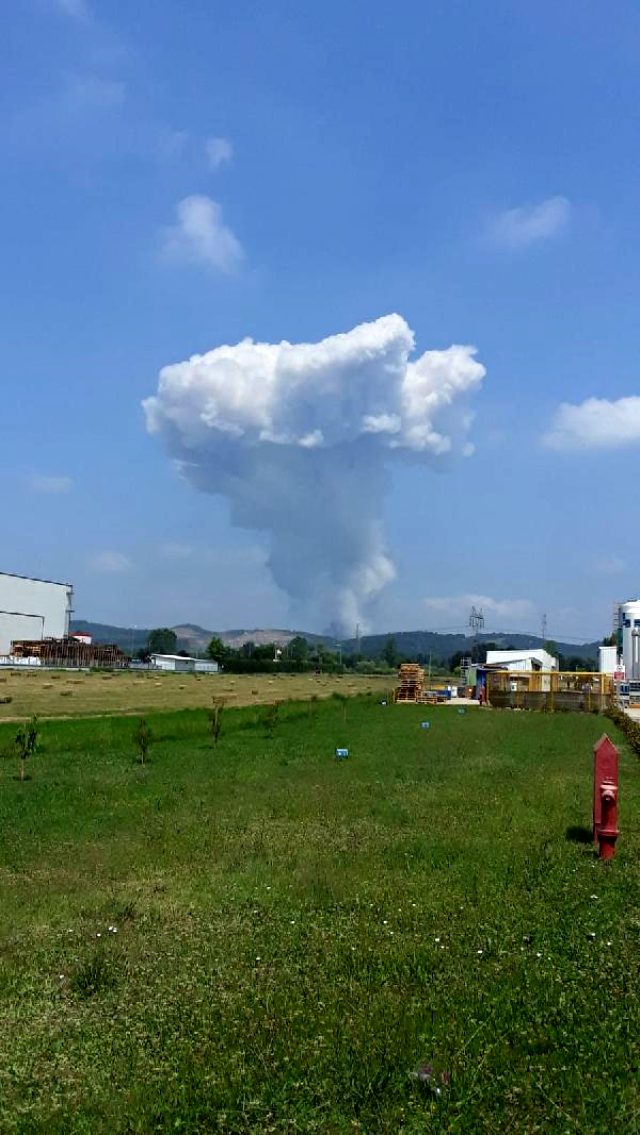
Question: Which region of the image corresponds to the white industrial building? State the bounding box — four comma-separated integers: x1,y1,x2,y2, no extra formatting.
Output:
0,572,73,655
150,653,219,674
613,598,640,680
598,644,618,676
485,648,559,672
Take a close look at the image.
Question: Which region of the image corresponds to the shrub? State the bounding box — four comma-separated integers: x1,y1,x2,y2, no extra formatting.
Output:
606,706,640,756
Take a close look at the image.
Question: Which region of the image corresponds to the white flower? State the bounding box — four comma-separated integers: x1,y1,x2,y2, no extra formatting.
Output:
477,949,483,955
435,937,440,943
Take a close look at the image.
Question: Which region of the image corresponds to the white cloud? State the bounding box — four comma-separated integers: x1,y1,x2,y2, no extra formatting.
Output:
160,195,243,273
55,0,90,19
159,542,193,560
542,395,640,451
423,593,535,626
157,129,189,160
489,196,571,249
89,551,132,573
592,555,627,576
206,136,233,169
59,74,126,113
30,475,73,494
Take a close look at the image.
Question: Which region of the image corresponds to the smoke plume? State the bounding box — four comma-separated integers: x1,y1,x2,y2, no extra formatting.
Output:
143,314,485,632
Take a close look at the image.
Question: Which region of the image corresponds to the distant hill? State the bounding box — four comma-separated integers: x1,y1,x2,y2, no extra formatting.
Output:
70,620,326,655
71,620,601,663
341,629,601,664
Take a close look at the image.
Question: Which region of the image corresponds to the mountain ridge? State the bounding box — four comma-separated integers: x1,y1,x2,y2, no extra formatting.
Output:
70,620,602,662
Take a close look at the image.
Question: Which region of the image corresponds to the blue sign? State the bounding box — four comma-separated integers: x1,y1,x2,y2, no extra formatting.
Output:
335,747,349,759
420,721,430,729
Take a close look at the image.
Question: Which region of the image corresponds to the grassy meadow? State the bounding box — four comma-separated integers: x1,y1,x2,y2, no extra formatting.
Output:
0,668,391,722
1,696,639,1132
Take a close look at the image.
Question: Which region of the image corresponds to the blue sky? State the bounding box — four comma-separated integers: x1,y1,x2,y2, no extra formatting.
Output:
3,0,640,640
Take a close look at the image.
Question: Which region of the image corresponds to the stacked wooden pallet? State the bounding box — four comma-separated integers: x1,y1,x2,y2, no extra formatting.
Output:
394,663,425,703
11,637,128,669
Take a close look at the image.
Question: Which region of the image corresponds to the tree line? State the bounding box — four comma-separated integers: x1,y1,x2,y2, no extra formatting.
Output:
138,629,599,674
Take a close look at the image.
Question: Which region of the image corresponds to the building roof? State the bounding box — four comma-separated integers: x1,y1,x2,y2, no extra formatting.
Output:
0,570,73,588
485,648,558,669
150,653,216,662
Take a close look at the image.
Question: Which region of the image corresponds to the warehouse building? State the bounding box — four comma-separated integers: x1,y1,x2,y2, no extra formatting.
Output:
150,653,219,674
0,572,73,656
485,648,559,672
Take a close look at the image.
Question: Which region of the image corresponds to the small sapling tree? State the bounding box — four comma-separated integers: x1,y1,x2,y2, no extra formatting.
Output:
333,691,348,723
263,701,281,736
15,716,39,781
208,697,225,746
135,717,152,765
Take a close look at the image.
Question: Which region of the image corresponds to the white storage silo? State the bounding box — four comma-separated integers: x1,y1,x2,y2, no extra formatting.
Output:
618,599,640,680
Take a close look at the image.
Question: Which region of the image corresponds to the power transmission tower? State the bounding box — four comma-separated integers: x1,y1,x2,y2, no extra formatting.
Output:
468,606,484,638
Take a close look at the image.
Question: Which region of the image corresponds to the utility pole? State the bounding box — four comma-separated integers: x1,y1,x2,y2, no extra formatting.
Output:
541,613,548,645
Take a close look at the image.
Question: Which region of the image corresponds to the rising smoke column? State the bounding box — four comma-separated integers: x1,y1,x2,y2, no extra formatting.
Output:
143,314,485,631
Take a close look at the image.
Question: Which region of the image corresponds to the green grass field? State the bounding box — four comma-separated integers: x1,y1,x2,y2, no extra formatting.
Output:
1,698,639,1133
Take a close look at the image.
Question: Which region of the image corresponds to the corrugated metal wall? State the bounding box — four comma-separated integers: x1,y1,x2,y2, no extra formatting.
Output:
0,573,72,654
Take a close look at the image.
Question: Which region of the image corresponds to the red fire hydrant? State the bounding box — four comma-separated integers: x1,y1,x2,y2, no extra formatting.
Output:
593,735,620,861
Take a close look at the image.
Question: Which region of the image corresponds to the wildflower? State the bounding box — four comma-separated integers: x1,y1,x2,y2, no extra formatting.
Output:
412,1061,434,1083
411,1062,449,1096
434,937,440,943
536,952,542,958
477,949,483,956
590,894,598,900
587,932,596,940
